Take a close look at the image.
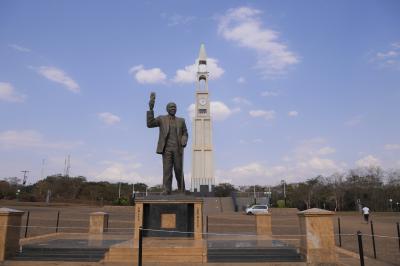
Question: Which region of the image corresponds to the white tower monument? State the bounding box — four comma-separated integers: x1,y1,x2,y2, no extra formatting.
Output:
191,44,215,192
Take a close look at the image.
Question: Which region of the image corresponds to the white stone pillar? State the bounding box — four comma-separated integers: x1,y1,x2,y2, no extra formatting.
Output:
298,208,337,265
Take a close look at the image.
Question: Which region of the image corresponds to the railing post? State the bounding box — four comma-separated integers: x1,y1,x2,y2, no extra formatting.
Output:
357,231,365,266
370,221,376,259
397,222,400,252
338,217,341,247
138,227,143,266
106,214,109,231
206,216,209,234
24,211,30,238
55,211,60,233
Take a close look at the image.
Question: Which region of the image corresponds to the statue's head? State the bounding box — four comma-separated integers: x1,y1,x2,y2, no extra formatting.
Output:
166,102,177,116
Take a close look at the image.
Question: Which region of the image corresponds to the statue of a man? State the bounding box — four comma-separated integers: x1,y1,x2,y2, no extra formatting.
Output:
146,92,188,194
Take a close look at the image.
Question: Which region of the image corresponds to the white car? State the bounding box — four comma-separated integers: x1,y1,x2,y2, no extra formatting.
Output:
245,205,269,215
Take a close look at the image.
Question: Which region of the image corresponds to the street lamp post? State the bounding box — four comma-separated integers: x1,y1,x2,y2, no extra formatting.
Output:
281,180,286,208
389,198,393,212
266,190,272,208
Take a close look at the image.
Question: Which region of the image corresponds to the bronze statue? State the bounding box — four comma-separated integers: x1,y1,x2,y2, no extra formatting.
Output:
146,92,188,194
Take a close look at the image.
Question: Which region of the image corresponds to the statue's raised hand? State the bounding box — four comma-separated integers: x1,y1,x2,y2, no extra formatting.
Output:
149,92,156,111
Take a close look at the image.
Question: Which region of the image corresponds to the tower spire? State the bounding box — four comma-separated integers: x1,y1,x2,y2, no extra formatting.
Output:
198,44,207,61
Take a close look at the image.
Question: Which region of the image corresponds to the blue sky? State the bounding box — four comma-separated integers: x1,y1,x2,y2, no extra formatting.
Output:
1,0,399,187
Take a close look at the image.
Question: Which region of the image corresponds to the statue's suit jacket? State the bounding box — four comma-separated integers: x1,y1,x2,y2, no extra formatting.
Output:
147,110,188,154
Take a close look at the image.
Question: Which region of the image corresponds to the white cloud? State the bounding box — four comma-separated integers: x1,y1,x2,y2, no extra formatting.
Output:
232,96,251,105
261,90,279,97
317,146,336,155
129,65,167,84
218,6,299,77
161,13,196,27
384,144,400,150
95,161,142,183
345,115,363,127
356,155,380,168
8,44,31,52
220,138,342,185
230,163,286,180
37,66,80,93
292,138,325,158
98,112,121,125
288,111,298,117
0,82,26,103
249,109,275,120
370,42,400,69
301,157,338,171
0,130,83,150
187,101,239,121
237,76,246,83
173,58,224,83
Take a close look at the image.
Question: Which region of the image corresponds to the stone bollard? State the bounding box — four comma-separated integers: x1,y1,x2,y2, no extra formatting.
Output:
255,213,272,236
89,212,109,234
297,208,337,265
0,208,24,261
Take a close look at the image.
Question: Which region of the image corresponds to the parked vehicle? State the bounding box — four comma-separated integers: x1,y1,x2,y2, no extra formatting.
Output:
245,205,269,215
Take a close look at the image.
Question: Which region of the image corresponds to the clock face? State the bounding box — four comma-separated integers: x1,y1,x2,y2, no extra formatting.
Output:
199,98,207,106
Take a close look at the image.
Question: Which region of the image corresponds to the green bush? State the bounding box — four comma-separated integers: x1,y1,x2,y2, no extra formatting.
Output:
277,200,286,208
112,197,129,206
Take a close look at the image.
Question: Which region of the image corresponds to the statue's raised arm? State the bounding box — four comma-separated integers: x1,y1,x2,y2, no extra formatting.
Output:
147,92,158,128
149,92,155,111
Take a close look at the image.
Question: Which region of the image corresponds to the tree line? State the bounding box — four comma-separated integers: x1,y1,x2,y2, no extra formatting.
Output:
215,166,400,211
1,166,399,211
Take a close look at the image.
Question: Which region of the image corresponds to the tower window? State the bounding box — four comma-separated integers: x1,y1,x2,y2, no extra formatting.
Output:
199,109,207,114
199,78,207,90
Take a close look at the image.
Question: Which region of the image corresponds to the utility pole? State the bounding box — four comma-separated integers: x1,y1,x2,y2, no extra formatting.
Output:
253,185,257,205
21,170,29,186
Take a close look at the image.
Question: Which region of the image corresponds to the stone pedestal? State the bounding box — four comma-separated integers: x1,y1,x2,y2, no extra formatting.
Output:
89,212,109,234
297,208,337,265
134,196,203,240
255,213,271,236
0,208,24,261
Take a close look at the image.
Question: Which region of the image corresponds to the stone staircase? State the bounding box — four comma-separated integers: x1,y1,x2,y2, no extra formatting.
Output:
13,246,107,261
206,213,256,234
207,239,303,263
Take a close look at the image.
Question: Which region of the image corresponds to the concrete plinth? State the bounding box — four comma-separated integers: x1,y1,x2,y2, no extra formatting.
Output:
134,196,203,240
0,208,24,261
298,208,337,265
255,213,271,236
89,212,109,234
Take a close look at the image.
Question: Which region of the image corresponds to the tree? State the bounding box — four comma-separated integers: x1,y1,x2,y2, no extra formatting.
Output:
133,182,148,192
148,184,163,192
328,172,346,211
214,183,237,197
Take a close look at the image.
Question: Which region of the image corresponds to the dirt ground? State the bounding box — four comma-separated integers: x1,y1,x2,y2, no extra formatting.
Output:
333,211,400,266
1,201,399,265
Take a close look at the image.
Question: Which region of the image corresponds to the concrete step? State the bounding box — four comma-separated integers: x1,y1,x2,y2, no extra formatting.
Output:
13,247,108,262
208,247,303,262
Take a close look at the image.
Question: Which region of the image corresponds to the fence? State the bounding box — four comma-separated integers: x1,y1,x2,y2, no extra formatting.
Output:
1,206,399,265
335,216,400,265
